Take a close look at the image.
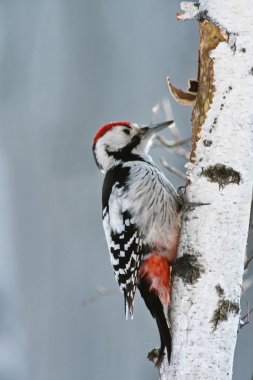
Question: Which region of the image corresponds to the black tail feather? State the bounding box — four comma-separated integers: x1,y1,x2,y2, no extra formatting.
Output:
138,276,172,364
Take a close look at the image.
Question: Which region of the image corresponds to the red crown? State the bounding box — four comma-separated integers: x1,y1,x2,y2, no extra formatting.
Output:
93,121,132,145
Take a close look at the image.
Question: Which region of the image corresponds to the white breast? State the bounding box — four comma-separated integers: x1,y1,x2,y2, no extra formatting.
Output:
122,161,180,259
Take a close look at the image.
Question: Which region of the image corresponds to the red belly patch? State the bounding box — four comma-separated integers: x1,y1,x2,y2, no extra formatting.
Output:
139,252,171,306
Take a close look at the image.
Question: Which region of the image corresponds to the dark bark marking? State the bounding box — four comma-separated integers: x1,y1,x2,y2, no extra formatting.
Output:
203,139,212,146
215,284,224,297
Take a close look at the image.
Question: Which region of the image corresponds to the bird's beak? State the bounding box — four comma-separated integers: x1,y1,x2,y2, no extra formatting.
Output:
138,120,174,137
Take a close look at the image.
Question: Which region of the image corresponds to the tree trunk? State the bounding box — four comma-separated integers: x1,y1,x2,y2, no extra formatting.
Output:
160,1,253,379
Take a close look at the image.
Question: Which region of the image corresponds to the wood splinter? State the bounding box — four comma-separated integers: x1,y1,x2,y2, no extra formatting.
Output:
167,76,198,106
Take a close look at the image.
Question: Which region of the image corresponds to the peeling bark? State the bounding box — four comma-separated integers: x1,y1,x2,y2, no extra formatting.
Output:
159,1,253,379
191,21,227,162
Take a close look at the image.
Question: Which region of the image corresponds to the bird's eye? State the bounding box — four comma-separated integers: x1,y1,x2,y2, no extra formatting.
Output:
123,128,130,135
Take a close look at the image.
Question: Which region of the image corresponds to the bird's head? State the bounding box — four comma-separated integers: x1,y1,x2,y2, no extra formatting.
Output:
92,120,174,172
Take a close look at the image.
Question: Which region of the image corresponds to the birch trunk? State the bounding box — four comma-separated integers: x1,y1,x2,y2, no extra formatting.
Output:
160,1,253,379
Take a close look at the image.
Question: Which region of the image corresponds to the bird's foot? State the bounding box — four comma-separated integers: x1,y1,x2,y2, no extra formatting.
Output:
177,186,210,211
183,200,211,211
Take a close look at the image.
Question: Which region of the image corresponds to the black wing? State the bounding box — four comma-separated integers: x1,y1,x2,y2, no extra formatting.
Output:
102,164,147,318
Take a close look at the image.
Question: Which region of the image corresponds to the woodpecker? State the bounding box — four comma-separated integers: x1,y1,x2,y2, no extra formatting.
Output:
93,120,182,364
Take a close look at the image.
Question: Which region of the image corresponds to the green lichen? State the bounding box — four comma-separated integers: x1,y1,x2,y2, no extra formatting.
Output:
147,348,164,368
211,284,239,330
202,163,241,189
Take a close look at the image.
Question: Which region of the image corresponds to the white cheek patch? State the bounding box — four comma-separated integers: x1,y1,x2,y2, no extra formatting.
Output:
103,128,132,151
94,128,133,171
95,140,112,172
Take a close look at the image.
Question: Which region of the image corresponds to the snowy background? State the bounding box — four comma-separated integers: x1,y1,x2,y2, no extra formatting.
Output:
0,1,252,379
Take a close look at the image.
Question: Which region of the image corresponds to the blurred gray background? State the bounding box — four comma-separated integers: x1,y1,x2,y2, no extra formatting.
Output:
0,1,252,379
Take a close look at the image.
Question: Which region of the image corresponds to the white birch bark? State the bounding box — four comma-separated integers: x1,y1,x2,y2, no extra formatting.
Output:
160,1,253,379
